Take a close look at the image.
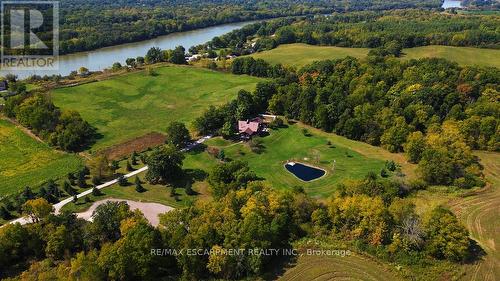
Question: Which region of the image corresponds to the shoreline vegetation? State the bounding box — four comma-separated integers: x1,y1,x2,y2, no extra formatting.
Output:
15,0,446,56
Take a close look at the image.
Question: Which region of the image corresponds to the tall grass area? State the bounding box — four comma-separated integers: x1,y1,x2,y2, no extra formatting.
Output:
250,43,500,68
51,66,263,151
0,119,83,196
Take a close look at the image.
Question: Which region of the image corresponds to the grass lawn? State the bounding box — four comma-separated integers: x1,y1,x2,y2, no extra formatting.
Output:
60,171,209,213
184,123,389,198
51,65,263,151
60,154,211,213
0,119,83,197
250,43,500,69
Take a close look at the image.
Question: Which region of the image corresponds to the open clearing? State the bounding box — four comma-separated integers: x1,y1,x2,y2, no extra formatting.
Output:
184,123,389,198
0,119,83,196
276,252,401,281
250,43,500,68
51,66,262,151
251,44,369,67
401,46,500,68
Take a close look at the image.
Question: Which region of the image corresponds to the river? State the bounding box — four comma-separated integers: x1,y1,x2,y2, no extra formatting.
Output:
442,0,463,9
0,20,258,79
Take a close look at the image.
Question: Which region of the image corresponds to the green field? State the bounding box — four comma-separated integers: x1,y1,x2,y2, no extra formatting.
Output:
250,43,500,68
0,119,83,196
184,123,387,198
251,43,369,68
402,46,500,68
51,66,263,151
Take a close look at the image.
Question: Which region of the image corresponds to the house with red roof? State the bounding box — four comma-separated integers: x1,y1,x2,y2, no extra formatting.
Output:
238,117,263,139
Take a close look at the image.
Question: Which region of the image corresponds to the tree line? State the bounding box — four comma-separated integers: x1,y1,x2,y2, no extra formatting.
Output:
3,93,96,152
205,9,500,56
1,0,445,55
196,53,499,189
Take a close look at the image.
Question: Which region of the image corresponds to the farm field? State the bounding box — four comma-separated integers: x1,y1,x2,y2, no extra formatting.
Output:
401,46,500,68
184,123,389,198
250,43,369,67
51,65,263,151
0,119,83,197
448,151,500,281
250,43,500,68
404,151,500,281
276,252,401,281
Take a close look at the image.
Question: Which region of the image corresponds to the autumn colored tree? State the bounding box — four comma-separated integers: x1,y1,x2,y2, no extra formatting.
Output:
404,131,426,163
22,198,54,223
328,194,391,245
423,207,470,261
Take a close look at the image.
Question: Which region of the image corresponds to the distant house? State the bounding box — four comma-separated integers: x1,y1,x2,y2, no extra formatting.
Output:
238,117,264,139
186,54,202,62
0,80,8,92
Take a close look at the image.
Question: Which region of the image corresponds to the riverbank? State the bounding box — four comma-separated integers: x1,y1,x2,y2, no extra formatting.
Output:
0,20,261,79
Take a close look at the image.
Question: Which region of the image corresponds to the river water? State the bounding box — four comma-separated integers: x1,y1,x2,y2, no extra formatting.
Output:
0,20,257,79
442,0,463,8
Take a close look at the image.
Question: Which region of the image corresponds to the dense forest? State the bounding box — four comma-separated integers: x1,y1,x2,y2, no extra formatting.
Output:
3,0,443,55
195,52,499,189
204,9,500,54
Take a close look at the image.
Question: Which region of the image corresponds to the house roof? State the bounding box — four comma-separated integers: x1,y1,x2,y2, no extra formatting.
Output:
238,118,262,135
0,81,7,91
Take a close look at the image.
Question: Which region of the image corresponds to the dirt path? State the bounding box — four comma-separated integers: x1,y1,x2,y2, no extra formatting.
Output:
1,117,44,143
76,198,174,226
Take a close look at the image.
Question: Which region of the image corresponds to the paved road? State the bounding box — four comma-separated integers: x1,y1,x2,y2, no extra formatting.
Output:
4,135,212,226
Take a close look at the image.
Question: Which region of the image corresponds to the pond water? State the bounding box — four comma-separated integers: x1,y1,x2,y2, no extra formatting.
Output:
285,162,326,182
0,20,258,79
442,0,462,8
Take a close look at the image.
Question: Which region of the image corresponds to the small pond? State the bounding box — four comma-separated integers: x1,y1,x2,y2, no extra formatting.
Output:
284,162,326,182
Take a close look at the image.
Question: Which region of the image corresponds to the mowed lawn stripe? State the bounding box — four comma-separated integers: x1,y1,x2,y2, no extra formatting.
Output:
0,119,83,196
51,66,263,150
